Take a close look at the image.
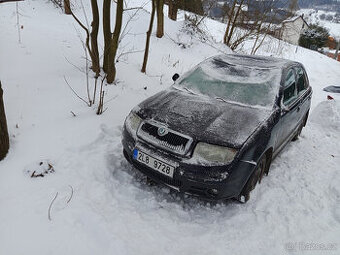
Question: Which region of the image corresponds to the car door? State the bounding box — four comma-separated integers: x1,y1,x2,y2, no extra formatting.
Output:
277,68,301,147
295,65,312,123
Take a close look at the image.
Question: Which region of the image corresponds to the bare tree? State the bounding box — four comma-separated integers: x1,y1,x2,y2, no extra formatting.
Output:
166,0,180,21
0,81,9,161
65,0,100,77
156,0,164,38
103,0,111,73
223,0,245,46
221,0,293,51
15,2,22,43
90,0,100,77
141,0,156,73
289,0,299,14
184,0,216,33
106,0,123,84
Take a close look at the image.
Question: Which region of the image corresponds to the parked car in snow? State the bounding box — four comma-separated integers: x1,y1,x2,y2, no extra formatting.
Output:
122,54,312,202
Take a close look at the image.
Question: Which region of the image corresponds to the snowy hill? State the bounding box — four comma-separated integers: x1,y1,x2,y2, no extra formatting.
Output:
1,1,340,255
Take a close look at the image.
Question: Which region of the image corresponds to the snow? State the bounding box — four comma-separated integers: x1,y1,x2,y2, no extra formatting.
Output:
137,88,272,148
298,9,340,37
0,1,340,255
176,55,283,108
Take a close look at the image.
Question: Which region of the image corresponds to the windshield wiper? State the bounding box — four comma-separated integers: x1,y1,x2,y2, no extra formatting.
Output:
181,87,198,95
215,97,228,103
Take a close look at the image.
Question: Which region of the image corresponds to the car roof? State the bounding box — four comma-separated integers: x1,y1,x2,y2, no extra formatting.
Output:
210,54,297,70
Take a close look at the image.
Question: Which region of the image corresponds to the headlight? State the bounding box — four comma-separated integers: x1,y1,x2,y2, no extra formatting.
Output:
193,142,237,164
124,111,142,136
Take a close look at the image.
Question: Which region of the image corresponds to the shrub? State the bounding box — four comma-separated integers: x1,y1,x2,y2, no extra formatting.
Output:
299,24,330,49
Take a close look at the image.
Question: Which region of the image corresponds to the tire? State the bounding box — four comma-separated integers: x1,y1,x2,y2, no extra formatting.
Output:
292,112,309,141
292,123,303,141
238,155,267,203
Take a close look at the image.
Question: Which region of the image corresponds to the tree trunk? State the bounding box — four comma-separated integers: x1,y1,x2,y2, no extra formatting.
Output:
141,0,156,73
106,0,123,84
226,0,244,46
156,0,164,38
103,0,111,73
251,22,262,54
167,0,178,21
90,0,100,77
183,0,203,15
0,81,9,161
64,0,71,15
223,0,236,44
168,1,173,19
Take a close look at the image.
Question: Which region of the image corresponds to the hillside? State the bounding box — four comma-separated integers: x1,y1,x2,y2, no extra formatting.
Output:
1,1,340,255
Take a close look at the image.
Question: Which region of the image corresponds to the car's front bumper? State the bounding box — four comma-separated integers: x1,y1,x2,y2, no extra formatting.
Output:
122,128,256,201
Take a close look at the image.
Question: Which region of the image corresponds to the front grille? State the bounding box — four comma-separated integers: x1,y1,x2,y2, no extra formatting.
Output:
137,121,192,155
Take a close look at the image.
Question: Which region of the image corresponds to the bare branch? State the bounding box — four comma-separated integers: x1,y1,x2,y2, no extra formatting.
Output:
80,0,90,28
116,49,144,62
66,185,74,204
124,7,143,11
119,1,148,44
64,56,85,73
63,76,90,106
48,192,58,221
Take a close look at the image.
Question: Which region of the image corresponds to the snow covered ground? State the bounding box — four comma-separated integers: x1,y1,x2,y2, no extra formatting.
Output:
0,1,340,254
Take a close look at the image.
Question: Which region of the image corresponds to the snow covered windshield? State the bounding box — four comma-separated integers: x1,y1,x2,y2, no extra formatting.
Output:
176,58,282,108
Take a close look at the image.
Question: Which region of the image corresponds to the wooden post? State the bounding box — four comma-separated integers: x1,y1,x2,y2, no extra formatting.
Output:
0,81,9,160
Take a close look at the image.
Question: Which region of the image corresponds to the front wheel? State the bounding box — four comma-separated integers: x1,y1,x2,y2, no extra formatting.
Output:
238,155,267,203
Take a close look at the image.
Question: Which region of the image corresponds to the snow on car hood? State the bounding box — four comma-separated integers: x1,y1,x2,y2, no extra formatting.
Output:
137,89,273,148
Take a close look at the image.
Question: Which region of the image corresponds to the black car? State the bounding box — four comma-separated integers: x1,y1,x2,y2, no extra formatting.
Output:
122,54,312,202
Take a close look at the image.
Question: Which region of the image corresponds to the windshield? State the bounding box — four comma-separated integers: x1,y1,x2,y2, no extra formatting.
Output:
175,59,282,108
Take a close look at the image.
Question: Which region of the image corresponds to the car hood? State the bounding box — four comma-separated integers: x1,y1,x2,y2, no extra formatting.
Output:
137,89,273,148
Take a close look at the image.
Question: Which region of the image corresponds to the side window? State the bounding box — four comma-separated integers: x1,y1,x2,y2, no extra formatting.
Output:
296,67,308,95
283,69,297,106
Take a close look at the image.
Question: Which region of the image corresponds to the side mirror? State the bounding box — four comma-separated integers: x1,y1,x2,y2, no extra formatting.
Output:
172,73,180,82
281,108,289,116
281,103,289,116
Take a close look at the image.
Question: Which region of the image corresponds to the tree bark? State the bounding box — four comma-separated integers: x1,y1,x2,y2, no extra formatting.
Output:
167,0,178,21
106,0,123,84
103,0,111,73
141,0,156,73
0,81,9,161
156,0,164,38
90,0,100,77
64,0,71,15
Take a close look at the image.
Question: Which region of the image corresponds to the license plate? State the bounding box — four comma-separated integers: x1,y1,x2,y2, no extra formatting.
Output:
133,149,175,178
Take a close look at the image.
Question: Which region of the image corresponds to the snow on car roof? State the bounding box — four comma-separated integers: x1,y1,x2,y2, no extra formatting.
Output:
211,54,295,69
192,54,284,86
